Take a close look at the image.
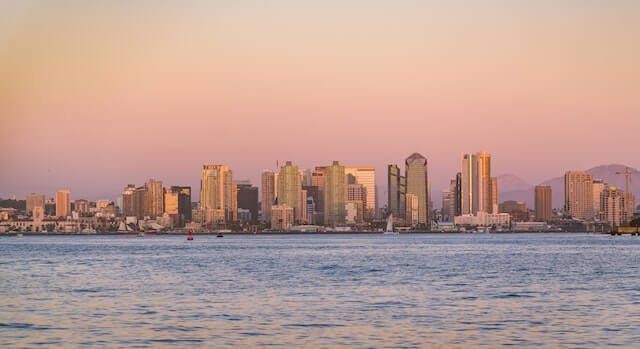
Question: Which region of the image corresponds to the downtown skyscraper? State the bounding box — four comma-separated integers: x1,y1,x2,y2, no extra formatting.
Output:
324,161,346,226
261,170,275,223
278,161,303,223
564,171,594,221
405,153,429,226
200,164,236,224
461,152,498,215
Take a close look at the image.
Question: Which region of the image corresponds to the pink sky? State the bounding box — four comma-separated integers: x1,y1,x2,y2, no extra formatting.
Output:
1,1,639,202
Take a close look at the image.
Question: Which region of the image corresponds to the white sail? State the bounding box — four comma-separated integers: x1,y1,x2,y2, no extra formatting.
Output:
386,214,393,232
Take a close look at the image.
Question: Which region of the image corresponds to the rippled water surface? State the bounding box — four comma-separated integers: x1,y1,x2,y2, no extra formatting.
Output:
1,233,640,348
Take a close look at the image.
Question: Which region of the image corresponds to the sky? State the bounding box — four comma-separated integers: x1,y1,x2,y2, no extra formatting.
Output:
1,0,639,204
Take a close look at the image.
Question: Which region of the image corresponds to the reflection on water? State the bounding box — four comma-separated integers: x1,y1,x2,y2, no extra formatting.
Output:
1,234,639,347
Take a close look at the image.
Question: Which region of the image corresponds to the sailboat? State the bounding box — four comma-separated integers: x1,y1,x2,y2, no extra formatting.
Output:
383,214,399,235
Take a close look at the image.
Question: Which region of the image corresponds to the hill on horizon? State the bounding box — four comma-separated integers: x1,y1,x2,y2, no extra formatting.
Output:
498,164,640,209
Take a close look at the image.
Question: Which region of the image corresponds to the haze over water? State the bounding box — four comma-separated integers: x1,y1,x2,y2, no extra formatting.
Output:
2,233,639,347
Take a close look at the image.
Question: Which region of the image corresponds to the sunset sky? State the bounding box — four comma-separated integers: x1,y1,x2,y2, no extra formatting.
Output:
1,1,639,202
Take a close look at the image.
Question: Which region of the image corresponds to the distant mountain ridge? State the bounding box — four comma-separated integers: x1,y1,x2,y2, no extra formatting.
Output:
498,164,640,209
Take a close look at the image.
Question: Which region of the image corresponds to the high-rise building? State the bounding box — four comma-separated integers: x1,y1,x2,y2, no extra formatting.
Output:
164,188,180,226
278,161,303,223
133,186,147,219
399,175,407,218
236,181,258,223
592,179,605,218
121,185,136,217
164,186,191,226
454,173,462,217
564,171,594,220
144,179,164,218
488,177,498,214
312,167,327,220
442,184,456,222
600,186,629,226
405,193,419,226
388,164,401,217
303,185,321,224
300,189,308,224
26,193,45,216
477,151,491,212
176,186,192,223
200,164,235,224
55,190,71,218
405,153,429,226
461,153,478,214
534,185,552,222
271,204,294,231
261,170,275,222
623,192,636,223
344,167,376,220
462,152,495,214
302,169,313,187
324,161,346,226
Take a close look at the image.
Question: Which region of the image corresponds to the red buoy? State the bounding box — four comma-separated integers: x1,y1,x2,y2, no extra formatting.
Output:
187,229,194,241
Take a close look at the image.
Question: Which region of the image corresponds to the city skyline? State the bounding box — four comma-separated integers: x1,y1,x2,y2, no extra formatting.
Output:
2,1,639,202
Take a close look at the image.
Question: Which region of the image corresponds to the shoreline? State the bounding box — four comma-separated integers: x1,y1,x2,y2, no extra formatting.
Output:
1,231,608,237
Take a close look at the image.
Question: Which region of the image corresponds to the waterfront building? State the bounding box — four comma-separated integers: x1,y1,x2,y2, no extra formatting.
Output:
344,167,376,220
324,161,346,226
345,200,364,225
271,204,294,231
592,179,605,218
405,153,429,225
55,190,71,218
499,200,529,222
237,208,252,223
261,170,275,222
623,192,636,223
26,193,45,216
144,179,164,218
600,186,628,226
534,185,553,222
564,171,594,220
74,199,90,214
200,164,235,224
278,161,303,223
236,181,258,223
454,212,511,227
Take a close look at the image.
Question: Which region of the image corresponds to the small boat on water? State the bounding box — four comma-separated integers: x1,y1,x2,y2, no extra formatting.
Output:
383,214,399,235
216,233,224,238
16,233,24,238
